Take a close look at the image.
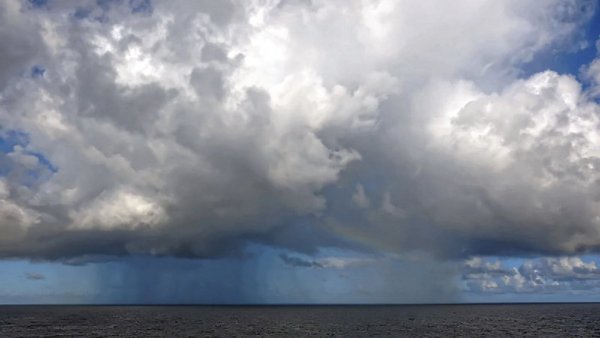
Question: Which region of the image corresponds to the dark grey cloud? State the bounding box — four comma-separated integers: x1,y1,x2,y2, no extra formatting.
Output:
0,1,45,90
279,253,373,269
0,0,598,266
279,253,319,268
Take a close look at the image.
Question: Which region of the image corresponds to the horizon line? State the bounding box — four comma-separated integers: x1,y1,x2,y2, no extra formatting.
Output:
2,301,600,306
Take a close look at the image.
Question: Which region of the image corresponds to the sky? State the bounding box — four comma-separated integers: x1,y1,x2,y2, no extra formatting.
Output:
1,0,600,304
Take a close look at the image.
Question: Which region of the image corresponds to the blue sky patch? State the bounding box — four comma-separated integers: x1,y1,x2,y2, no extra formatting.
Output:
0,130,29,153
523,4,600,81
28,0,48,8
129,0,152,14
0,129,57,183
31,65,45,79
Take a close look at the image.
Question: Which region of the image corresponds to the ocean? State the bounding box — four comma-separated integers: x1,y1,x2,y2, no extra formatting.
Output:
1,303,599,337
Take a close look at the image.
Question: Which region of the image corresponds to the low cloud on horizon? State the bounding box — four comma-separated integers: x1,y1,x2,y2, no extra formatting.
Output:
24,272,45,281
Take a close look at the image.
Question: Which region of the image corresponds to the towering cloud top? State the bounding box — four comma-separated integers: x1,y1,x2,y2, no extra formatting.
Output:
0,0,599,261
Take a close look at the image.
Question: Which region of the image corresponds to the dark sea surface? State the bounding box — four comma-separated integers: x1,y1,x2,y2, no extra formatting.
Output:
1,303,599,337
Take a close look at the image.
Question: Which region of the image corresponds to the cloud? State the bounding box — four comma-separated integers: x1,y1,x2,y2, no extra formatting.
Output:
351,184,369,208
583,56,600,96
0,0,46,91
462,256,600,294
0,0,598,263
419,71,600,255
463,257,510,276
328,69,600,258
24,272,45,281
279,253,373,269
